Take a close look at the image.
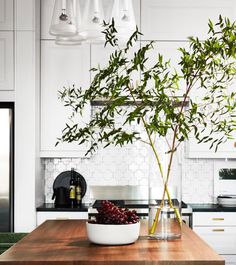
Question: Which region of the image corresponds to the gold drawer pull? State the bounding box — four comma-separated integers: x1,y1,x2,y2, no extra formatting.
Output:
212,229,225,232
212,218,224,221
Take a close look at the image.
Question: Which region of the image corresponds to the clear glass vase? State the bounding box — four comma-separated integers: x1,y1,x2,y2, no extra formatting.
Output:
148,141,182,240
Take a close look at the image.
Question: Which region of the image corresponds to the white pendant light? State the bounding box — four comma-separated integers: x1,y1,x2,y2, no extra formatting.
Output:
80,0,105,42
49,0,77,37
110,0,136,43
55,0,86,46
55,35,84,46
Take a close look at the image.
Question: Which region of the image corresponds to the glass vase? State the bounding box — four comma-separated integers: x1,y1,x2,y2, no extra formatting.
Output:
148,142,182,240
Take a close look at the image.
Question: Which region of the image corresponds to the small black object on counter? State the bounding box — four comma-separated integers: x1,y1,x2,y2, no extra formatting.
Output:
52,187,70,207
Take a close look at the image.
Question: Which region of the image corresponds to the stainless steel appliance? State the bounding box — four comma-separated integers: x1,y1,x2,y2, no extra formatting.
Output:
0,103,14,232
89,186,192,228
214,160,236,206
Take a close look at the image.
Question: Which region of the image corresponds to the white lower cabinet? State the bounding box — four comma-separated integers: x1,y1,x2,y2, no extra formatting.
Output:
193,212,236,265
36,212,88,226
222,255,236,265
194,226,236,254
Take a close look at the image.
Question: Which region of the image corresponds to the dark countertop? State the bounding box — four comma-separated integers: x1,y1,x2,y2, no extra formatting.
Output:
36,203,89,212
37,203,236,213
190,203,236,212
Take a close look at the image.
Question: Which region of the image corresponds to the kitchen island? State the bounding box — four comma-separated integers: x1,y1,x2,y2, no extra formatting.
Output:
0,220,224,265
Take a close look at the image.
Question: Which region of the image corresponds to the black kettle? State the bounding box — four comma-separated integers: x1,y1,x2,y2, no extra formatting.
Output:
52,187,70,207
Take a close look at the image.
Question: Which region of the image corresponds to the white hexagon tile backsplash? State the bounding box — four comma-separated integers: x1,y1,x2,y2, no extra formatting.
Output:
43,145,215,204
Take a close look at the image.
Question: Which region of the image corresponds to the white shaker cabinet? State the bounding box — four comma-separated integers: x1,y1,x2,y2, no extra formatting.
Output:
0,32,14,91
0,0,13,30
91,42,141,82
222,255,236,265
40,41,91,157
193,212,236,265
141,0,236,41
187,75,236,158
140,41,189,96
187,126,236,159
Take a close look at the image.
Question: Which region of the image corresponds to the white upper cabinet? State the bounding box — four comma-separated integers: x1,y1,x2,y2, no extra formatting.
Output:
41,0,141,40
91,41,141,83
140,41,189,96
141,0,236,40
40,41,91,157
15,0,38,30
40,0,54,39
0,32,14,90
0,0,13,30
187,131,236,158
187,75,236,158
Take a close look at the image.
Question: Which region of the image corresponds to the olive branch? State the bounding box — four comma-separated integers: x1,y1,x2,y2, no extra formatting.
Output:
57,16,236,234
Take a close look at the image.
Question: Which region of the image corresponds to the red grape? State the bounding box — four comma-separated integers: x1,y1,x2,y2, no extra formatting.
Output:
95,200,139,225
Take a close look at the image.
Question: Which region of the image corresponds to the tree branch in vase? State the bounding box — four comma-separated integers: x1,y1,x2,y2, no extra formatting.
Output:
57,16,236,238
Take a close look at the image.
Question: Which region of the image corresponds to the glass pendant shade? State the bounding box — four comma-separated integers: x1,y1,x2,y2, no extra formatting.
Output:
55,0,86,46
80,0,105,42
110,0,136,43
55,34,84,46
49,0,77,37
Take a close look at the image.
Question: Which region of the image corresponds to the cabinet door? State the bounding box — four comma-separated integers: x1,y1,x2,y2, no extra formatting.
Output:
194,226,236,254
0,0,13,30
187,129,236,158
36,211,88,226
91,42,141,82
141,41,189,96
222,255,236,265
41,41,91,157
193,212,236,227
141,0,236,41
0,32,14,91
187,76,236,158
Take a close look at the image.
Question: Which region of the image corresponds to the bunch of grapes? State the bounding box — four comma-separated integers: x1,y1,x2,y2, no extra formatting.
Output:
95,200,139,224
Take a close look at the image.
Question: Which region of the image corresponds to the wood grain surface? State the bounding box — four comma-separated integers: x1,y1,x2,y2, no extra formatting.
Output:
0,220,224,265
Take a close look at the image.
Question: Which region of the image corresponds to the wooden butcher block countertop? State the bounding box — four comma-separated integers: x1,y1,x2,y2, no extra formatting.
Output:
0,220,224,265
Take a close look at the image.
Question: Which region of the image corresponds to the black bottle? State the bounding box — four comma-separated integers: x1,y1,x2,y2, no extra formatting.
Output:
76,175,82,208
69,168,77,207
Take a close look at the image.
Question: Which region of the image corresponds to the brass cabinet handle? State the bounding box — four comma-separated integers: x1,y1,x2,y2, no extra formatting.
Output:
212,218,224,221
212,229,225,232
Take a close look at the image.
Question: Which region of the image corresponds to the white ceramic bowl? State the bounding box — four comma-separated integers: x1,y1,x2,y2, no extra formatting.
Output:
86,222,140,245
